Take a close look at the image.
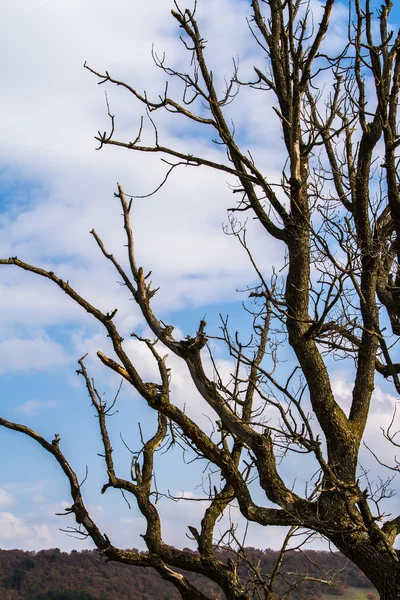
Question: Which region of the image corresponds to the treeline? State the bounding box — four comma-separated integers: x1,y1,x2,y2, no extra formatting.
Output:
0,547,376,600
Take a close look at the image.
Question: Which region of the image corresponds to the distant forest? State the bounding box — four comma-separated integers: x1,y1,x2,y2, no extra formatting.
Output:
0,547,376,600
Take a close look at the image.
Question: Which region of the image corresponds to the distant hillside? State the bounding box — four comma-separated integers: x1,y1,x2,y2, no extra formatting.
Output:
0,547,376,600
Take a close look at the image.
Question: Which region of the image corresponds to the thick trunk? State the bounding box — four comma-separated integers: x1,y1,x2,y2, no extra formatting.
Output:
365,560,400,600
381,591,400,600
374,574,400,600
330,532,400,599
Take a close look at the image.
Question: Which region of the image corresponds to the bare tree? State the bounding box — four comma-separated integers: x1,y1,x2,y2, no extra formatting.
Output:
2,0,400,598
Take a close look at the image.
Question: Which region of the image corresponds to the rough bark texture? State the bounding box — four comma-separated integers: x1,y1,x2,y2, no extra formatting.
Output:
2,1,400,599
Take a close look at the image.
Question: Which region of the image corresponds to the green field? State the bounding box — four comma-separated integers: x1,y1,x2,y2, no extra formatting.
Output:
322,587,377,600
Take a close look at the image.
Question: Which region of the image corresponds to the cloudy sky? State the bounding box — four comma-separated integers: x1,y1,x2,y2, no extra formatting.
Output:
1,0,400,554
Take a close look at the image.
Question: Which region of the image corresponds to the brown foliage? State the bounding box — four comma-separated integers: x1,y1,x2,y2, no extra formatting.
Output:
0,548,374,600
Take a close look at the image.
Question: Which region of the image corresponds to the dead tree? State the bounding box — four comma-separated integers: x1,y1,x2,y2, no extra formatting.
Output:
2,1,400,598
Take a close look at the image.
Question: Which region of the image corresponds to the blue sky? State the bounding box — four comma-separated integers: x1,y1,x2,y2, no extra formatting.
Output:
1,0,400,554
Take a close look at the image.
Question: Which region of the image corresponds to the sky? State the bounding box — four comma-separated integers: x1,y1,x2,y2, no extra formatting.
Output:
1,0,400,556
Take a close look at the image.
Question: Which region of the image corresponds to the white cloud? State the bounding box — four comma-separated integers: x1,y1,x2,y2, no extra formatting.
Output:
3,480,50,496
0,512,32,542
0,510,75,550
32,494,45,504
0,500,101,551
2,0,396,557
32,524,53,545
330,375,400,507
332,375,399,419
16,400,57,415
0,335,68,374
86,503,104,521
0,489,14,508
0,0,285,341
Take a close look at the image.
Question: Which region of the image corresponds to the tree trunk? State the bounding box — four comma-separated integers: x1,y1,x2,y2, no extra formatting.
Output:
332,534,400,599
